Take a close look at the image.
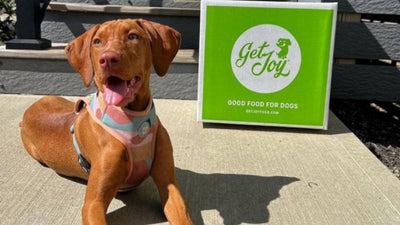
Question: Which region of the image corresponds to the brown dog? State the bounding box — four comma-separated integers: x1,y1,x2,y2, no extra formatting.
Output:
20,19,193,225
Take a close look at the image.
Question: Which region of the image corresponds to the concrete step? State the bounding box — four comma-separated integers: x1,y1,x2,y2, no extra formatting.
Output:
0,44,199,99
43,2,200,48
0,43,198,63
48,2,200,15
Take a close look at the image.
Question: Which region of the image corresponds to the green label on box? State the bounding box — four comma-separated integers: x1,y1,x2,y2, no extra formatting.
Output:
198,1,337,129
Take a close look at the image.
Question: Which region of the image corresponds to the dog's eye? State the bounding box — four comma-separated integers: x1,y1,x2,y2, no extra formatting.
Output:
93,38,102,45
128,33,139,40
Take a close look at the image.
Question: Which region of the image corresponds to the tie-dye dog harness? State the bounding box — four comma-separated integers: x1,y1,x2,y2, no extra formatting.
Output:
71,93,158,185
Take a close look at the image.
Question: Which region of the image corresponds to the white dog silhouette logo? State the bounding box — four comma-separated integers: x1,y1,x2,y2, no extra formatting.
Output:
231,24,301,94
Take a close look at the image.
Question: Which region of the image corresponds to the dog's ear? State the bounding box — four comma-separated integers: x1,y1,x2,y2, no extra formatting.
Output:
137,19,181,76
65,24,100,87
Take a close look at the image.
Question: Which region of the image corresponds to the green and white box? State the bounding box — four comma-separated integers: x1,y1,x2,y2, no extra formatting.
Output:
197,0,337,129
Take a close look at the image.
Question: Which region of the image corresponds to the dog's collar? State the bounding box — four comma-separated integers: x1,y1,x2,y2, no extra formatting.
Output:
90,92,156,140
73,92,156,142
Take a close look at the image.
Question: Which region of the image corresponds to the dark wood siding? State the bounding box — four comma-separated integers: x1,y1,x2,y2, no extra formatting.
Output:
326,0,400,101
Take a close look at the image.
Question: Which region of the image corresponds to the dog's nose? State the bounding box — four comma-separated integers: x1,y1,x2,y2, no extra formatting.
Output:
99,52,120,69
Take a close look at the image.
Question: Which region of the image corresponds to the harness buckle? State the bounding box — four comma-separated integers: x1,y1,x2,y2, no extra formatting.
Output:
77,154,91,174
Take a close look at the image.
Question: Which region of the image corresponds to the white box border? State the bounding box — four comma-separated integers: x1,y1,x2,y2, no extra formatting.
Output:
197,0,338,130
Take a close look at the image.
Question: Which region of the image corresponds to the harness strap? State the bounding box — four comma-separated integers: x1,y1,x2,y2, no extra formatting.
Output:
70,99,91,174
70,95,157,184
70,124,91,174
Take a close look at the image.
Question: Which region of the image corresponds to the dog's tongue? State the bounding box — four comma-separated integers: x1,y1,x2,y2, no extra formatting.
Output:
103,77,127,106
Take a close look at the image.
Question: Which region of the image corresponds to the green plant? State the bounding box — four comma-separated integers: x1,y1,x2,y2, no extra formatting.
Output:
0,0,16,43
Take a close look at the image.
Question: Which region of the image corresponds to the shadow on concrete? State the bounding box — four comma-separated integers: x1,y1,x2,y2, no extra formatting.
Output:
201,112,350,136
108,168,299,225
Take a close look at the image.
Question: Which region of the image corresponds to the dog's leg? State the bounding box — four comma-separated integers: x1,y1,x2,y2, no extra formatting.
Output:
151,124,193,225
81,144,129,225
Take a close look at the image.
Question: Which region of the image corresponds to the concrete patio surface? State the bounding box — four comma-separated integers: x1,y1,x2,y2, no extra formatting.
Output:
1,94,400,225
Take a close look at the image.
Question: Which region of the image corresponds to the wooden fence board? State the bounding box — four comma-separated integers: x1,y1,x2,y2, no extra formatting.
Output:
331,64,400,101
323,0,400,15
335,22,400,61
